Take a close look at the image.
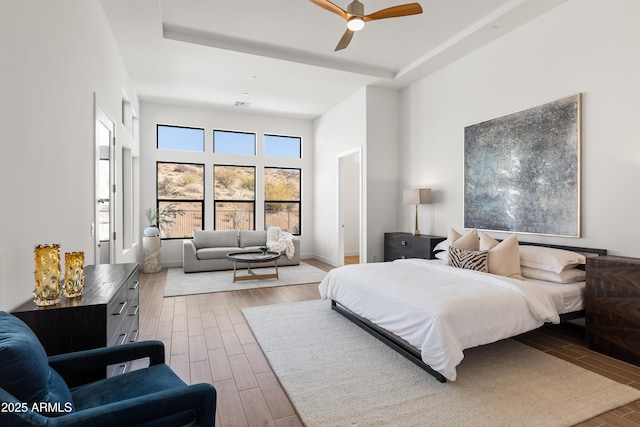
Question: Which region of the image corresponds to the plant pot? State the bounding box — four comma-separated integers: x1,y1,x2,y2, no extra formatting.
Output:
144,226,160,237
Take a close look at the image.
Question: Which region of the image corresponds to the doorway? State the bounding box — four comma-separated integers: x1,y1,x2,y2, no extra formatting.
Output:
338,147,364,266
95,102,115,265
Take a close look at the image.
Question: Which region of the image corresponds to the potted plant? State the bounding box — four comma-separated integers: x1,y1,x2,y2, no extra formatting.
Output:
144,208,160,237
144,204,185,237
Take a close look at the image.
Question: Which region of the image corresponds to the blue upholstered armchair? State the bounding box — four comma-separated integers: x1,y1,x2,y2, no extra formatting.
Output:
0,311,216,426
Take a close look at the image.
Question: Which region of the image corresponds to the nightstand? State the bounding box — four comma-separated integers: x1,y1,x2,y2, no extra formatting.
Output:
384,232,445,261
585,255,640,366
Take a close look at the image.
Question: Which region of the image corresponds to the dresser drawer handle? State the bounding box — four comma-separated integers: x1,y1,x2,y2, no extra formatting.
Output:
130,305,139,316
113,301,127,316
115,364,127,375
117,333,127,345
129,329,139,342
401,240,407,246
130,281,139,290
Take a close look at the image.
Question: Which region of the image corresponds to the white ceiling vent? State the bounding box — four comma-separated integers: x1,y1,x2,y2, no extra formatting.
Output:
234,101,251,107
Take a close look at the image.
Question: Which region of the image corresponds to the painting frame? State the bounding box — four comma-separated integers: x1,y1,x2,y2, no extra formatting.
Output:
464,94,581,237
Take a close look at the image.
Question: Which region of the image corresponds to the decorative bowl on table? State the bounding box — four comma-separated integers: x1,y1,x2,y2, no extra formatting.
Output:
259,246,269,255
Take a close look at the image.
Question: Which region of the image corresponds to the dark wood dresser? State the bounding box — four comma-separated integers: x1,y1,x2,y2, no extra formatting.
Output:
384,232,445,261
12,263,140,377
585,255,640,366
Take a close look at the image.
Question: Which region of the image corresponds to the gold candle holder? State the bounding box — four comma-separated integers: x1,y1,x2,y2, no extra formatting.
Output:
63,251,84,298
33,244,62,306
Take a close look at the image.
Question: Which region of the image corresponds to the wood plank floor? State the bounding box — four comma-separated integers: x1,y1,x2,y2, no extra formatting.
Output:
137,259,640,426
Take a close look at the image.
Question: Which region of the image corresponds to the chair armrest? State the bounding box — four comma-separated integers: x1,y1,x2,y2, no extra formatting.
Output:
0,387,48,425
1,383,216,427
48,340,165,381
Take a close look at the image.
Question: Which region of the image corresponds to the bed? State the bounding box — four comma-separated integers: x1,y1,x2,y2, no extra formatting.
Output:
318,237,607,383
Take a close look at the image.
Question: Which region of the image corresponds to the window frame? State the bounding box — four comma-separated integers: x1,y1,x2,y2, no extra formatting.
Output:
156,161,205,239
213,129,256,156
264,166,301,235
264,134,302,159
157,124,205,152
213,164,256,231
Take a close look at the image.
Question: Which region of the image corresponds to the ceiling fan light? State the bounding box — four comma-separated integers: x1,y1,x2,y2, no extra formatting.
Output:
347,17,365,31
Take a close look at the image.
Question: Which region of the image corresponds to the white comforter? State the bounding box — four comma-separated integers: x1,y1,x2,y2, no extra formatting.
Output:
318,259,574,381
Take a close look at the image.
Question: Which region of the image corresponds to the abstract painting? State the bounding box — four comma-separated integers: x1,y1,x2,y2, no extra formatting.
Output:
464,94,581,237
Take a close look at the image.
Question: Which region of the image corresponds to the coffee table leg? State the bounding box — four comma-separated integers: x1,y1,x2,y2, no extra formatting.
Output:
233,261,238,282
275,259,279,279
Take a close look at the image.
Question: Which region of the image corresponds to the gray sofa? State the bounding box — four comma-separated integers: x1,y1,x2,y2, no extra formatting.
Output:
182,229,300,273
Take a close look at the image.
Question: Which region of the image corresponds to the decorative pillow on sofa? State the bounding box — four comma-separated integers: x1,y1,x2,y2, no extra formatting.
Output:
479,232,524,280
448,247,488,273
0,312,74,416
518,245,586,273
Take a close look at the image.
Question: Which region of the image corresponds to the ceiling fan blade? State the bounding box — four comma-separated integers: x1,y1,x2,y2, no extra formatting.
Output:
363,3,423,21
335,29,354,51
309,0,349,20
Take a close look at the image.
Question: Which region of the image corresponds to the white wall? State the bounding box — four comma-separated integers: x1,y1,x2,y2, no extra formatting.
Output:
365,87,401,262
313,87,400,266
140,102,315,266
0,1,140,311
314,89,368,266
399,0,640,257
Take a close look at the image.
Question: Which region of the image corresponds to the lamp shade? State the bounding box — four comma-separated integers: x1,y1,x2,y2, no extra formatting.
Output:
403,188,431,205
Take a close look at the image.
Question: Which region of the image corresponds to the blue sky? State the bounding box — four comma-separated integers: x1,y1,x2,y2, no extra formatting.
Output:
157,125,301,158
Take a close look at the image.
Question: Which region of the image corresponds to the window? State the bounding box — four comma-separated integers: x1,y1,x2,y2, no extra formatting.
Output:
214,130,255,155
214,165,255,230
157,125,204,152
264,167,301,235
264,134,301,158
157,162,204,238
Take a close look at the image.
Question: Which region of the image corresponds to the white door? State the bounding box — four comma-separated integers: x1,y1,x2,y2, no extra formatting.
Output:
95,103,115,264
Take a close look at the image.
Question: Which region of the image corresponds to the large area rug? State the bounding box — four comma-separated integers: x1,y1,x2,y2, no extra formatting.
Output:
164,262,326,297
243,299,640,427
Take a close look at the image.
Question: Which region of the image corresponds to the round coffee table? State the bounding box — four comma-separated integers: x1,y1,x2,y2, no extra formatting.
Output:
226,251,281,282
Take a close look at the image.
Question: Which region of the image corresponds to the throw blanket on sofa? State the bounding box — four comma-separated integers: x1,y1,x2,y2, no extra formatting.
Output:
267,226,295,259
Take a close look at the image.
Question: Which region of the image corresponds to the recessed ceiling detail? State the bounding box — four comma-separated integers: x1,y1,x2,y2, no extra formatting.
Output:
100,0,568,119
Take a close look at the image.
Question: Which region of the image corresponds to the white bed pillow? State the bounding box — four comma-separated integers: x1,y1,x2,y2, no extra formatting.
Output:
478,232,523,280
521,266,586,283
434,240,448,252
435,250,447,261
518,245,586,273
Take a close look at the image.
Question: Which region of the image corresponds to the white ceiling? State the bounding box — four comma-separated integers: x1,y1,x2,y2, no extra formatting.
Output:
100,0,566,119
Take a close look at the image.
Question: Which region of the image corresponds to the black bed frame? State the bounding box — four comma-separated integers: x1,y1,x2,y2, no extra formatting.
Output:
330,241,608,383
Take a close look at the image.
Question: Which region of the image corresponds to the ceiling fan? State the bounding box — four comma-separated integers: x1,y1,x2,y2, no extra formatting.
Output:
309,0,423,51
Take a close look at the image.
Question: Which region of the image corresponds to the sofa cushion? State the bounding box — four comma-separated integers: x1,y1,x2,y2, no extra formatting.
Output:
192,230,238,250
0,312,75,416
197,247,239,260
239,230,267,248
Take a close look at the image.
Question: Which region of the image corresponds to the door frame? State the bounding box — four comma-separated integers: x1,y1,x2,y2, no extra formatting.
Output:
94,97,116,265
337,146,365,266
